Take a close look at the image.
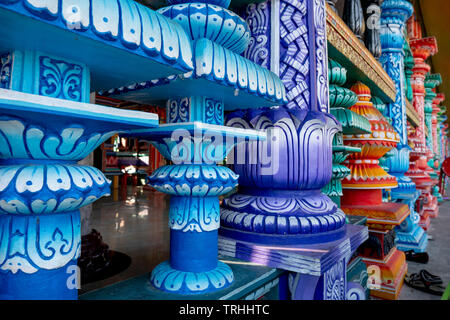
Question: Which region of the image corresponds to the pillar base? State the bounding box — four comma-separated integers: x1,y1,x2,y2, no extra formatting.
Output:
221,189,347,245
150,260,234,295
362,248,407,300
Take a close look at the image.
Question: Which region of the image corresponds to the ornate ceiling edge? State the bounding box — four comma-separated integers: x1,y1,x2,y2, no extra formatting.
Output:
326,3,396,102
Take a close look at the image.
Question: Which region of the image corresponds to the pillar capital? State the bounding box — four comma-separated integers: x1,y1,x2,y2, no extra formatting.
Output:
381,0,414,25
424,73,441,109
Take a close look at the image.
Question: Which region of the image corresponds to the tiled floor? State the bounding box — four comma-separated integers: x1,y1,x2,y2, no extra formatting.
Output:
81,186,450,300
80,186,170,294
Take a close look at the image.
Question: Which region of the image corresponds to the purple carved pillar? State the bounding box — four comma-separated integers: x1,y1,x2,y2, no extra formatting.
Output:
222,0,343,243
218,0,368,300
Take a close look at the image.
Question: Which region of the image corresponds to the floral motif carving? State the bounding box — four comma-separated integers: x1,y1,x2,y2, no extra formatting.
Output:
39,56,84,102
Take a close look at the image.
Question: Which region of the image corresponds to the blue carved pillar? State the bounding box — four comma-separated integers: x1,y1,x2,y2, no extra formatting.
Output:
99,0,287,295
378,0,426,252
380,0,414,197
218,0,368,300
0,0,197,299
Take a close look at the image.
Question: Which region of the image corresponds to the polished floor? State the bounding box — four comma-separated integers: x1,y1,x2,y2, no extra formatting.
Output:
80,186,170,294
81,186,450,300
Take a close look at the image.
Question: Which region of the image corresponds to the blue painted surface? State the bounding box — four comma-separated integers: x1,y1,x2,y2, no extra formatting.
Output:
0,52,12,89
170,230,218,272
0,0,194,90
159,3,250,54
393,191,428,253
127,123,265,165
219,223,368,300
8,50,90,103
0,40,159,299
150,260,234,295
380,0,414,187
214,0,363,300
101,37,287,110
150,228,234,295
167,0,231,8
219,225,347,245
